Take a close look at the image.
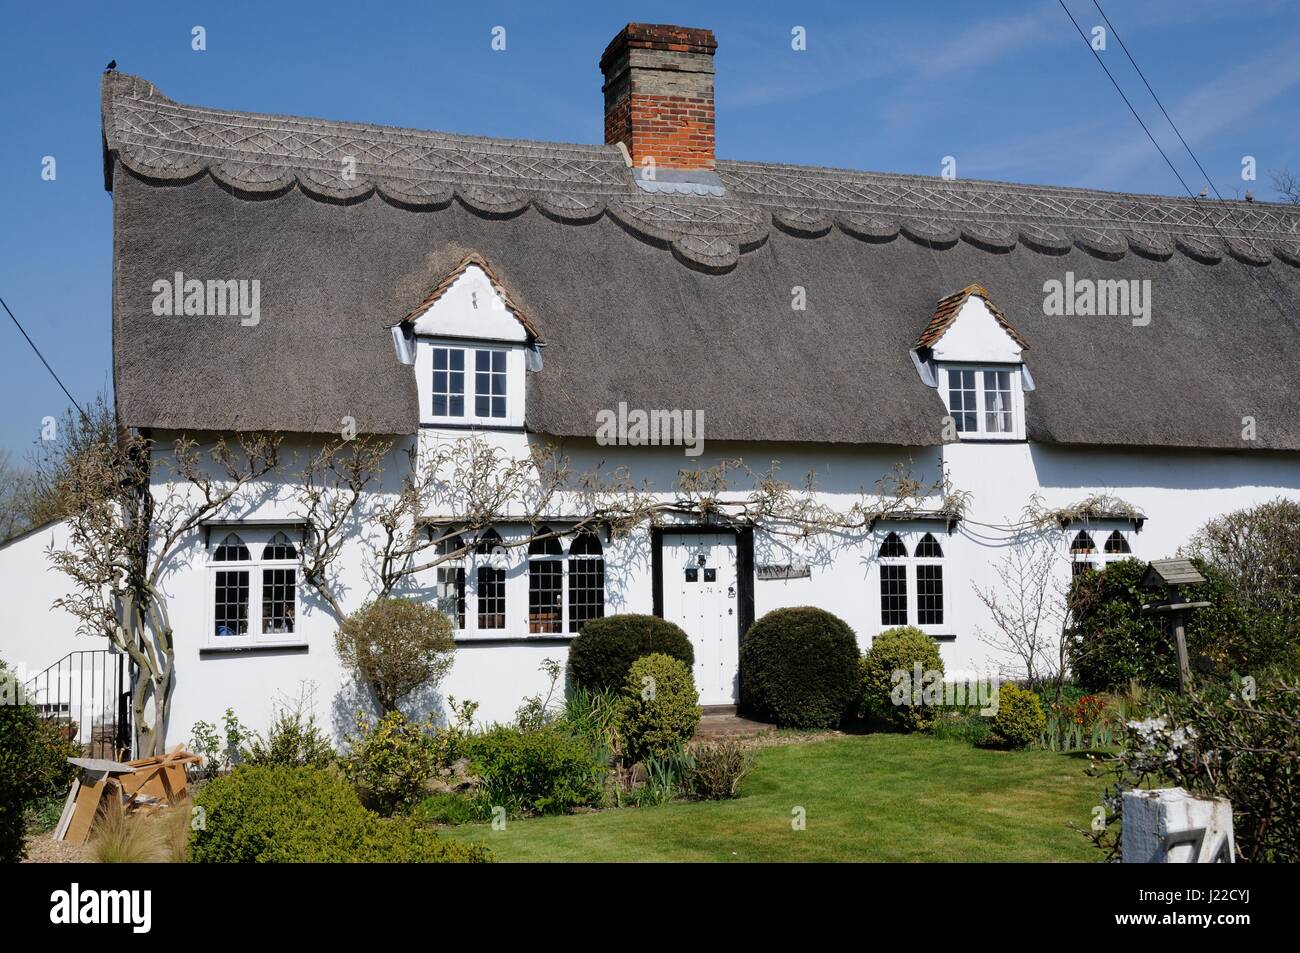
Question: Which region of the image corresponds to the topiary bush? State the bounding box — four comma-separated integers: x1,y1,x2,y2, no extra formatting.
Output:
567,614,694,694
992,683,1047,749
739,607,861,729
860,626,945,731
617,653,701,763
336,598,455,713
191,764,488,863
463,724,603,818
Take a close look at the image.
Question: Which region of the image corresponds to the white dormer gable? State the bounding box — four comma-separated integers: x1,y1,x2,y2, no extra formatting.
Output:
929,295,1023,364
915,285,1031,442
409,262,529,343
404,254,538,429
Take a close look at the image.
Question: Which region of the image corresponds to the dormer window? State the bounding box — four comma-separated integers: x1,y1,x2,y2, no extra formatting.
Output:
943,366,1024,439
431,344,510,423
914,284,1031,443
402,253,539,430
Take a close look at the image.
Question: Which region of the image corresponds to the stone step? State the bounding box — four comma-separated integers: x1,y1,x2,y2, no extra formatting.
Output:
696,711,773,739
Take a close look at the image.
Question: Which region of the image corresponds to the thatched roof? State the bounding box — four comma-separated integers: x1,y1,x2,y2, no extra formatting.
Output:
103,72,1300,449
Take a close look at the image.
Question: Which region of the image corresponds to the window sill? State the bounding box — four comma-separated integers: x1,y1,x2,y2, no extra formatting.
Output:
924,632,957,643
453,633,578,646
200,642,309,656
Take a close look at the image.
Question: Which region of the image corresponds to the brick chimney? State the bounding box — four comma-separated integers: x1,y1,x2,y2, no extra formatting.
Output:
600,23,717,172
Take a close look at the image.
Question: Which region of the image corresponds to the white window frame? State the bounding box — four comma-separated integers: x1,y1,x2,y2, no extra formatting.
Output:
527,529,566,635
942,364,1025,440
419,338,526,428
875,527,951,638
447,525,606,641
525,529,608,636
205,528,304,648
1068,525,1135,577
433,530,467,632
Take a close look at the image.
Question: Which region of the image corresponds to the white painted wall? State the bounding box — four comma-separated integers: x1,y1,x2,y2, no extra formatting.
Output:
0,520,91,682
930,297,1022,364
3,428,1299,745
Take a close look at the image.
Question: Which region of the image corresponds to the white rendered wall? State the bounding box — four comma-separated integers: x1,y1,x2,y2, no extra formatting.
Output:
4,427,1300,744
0,520,90,682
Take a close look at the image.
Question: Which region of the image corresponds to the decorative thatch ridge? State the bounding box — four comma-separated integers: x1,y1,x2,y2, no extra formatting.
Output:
102,73,1300,274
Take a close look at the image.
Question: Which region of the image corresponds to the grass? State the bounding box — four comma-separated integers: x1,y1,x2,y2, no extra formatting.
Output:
443,733,1103,862
91,799,192,863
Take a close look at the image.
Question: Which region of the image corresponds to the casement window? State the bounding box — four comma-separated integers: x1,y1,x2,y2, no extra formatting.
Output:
879,533,909,627
914,532,945,626
475,529,507,630
208,530,301,646
528,530,564,634
877,530,946,632
435,531,467,630
430,344,510,425
567,531,606,633
943,365,1024,440
525,527,606,635
1070,529,1132,577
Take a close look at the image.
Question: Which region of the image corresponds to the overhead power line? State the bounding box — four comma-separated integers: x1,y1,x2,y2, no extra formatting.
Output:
1090,0,1223,199
1055,0,1194,196
1069,1,1292,322
0,293,84,415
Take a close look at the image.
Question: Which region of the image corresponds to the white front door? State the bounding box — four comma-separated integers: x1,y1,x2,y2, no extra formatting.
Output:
661,532,739,706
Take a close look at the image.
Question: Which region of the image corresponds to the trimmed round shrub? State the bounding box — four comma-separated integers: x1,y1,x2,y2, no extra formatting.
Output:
568,614,693,694
860,626,944,731
191,765,489,863
740,607,861,729
618,653,701,763
992,683,1046,749
336,597,455,712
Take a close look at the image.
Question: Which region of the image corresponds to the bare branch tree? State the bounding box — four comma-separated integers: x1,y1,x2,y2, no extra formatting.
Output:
973,529,1069,688
1270,168,1300,205
49,429,281,756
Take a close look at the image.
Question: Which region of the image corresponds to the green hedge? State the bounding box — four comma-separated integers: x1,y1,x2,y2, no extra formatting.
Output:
739,607,860,729
463,724,603,818
1065,558,1267,691
191,765,489,863
568,614,694,694
0,663,79,862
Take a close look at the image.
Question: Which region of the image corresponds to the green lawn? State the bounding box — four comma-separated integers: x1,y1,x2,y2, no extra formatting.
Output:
444,734,1104,862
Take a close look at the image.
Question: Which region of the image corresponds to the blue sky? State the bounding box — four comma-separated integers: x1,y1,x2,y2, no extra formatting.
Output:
1,0,1298,461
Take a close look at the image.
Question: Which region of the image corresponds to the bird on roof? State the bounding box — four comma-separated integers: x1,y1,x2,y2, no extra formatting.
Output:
1245,190,1255,203
1198,185,1209,199
105,60,117,73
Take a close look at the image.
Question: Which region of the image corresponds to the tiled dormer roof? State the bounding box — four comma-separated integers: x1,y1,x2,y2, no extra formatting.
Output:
916,284,1029,351
102,72,1300,274
399,252,541,341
